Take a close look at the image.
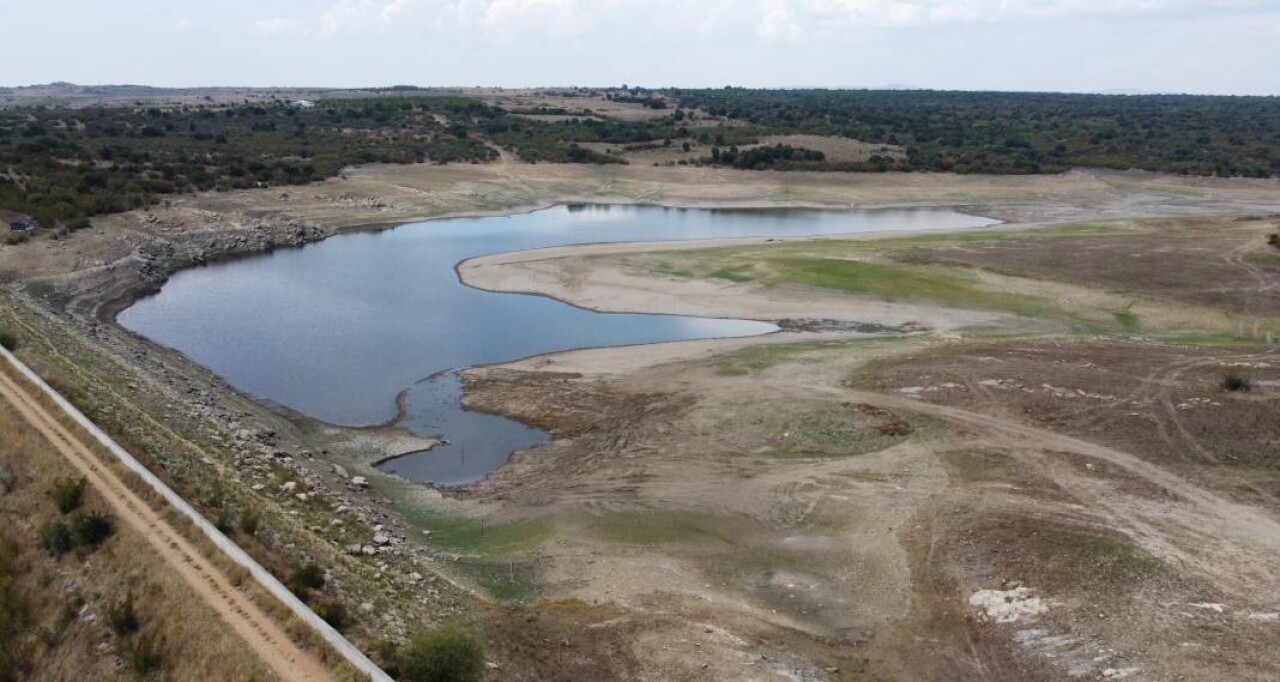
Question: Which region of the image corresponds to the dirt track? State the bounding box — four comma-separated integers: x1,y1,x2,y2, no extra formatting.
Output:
0,362,330,681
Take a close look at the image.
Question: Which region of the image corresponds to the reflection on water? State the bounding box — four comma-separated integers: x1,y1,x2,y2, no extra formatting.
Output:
119,205,998,484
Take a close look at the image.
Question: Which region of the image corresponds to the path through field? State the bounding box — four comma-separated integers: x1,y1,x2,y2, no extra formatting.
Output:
0,363,331,682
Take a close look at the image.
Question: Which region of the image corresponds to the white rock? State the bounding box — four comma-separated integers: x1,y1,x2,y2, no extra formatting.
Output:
969,587,1049,624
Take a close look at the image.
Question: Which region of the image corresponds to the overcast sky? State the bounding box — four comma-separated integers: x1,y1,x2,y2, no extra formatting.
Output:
3,0,1279,94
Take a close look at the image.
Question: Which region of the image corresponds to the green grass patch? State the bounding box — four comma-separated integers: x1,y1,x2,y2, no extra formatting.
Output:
590,510,749,547
461,558,540,603
1155,331,1256,346
376,478,551,556
1245,251,1280,266
713,337,895,376
709,266,754,283
772,257,1052,316
648,260,695,278
1111,308,1141,332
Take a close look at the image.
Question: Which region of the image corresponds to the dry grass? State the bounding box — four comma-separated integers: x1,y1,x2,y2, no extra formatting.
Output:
755,134,905,163
0,398,274,681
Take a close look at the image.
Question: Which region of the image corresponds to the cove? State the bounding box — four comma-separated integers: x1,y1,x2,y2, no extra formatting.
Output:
118,204,998,485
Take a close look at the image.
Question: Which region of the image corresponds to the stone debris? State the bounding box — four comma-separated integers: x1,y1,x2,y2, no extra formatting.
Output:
969,587,1049,624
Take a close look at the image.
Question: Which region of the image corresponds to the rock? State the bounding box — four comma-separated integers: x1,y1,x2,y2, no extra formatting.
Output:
351,476,369,488
344,544,362,555
332,463,349,478
280,481,297,493
373,533,391,546
362,545,377,556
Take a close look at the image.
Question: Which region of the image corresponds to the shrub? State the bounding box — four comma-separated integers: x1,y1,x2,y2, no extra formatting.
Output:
238,506,261,536
213,508,234,534
1269,233,1280,249
1223,374,1252,393
38,520,73,557
129,632,164,674
398,625,485,682
288,562,325,593
0,330,16,351
71,511,114,548
106,592,140,636
49,477,86,514
309,596,348,630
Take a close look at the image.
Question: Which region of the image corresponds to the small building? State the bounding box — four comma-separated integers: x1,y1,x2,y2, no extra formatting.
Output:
8,217,36,232
290,100,316,110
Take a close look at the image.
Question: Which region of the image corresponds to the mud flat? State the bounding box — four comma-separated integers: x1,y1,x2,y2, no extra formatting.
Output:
4,163,1280,680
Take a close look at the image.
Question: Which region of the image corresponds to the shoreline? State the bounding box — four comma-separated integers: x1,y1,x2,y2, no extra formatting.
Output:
24,162,1280,466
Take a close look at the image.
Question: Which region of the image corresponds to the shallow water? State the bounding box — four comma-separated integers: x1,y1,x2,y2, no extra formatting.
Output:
119,204,997,485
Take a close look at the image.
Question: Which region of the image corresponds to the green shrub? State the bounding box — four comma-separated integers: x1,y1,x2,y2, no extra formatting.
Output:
213,508,235,534
309,596,348,630
238,506,261,537
1223,374,1252,392
70,511,114,548
129,632,164,674
398,625,485,682
38,520,73,557
49,477,86,514
106,592,140,636
288,562,326,593
0,330,16,351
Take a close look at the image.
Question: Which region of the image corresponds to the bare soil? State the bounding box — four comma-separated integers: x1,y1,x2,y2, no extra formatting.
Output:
3,163,1280,680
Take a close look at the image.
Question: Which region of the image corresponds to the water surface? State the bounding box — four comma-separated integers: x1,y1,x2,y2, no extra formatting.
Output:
119,205,997,484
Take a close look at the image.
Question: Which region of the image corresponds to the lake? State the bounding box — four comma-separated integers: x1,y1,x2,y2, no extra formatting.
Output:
118,204,998,484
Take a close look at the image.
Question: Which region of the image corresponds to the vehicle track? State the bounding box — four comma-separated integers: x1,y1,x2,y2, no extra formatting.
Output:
774,381,1280,598
0,361,331,681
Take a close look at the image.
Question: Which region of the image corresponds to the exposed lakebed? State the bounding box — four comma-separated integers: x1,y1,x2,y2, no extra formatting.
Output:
119,204,997,485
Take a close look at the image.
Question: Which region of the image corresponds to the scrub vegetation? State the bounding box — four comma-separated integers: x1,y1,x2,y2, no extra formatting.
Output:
6,88,1280,230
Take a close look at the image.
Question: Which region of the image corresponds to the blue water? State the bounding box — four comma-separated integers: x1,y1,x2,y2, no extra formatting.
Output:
118,204,997,484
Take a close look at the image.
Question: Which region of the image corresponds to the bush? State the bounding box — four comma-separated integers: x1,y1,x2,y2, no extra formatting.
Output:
398,625,485,682
0,329,16,351
309,596,348,630
106,592,140,636
288,562,325,593
38,520,73,557
213,508,234,534
1269,233,1280,250
238,506,261,536
49,477,86,514
1223,374,1252,393
129,632,163,674
71,511,114,548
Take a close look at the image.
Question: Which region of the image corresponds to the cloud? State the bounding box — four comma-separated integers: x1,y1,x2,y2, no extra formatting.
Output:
254,18,303,36
263,0,1270,43
316,0,416,37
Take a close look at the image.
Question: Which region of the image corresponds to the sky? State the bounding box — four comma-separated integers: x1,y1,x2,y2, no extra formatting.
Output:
2,0,1280,94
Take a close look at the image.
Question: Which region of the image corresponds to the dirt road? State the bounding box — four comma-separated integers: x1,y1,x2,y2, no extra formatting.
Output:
0,362,332,681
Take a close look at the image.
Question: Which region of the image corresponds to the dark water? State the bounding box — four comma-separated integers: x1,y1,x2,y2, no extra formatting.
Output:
118,204,997,484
